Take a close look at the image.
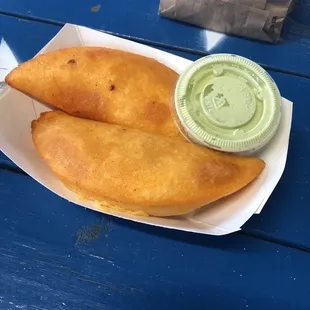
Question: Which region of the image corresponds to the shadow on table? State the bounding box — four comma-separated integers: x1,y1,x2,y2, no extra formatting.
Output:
98,214,263,253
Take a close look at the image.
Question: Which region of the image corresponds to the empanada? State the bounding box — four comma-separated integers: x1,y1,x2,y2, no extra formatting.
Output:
31,111,265,217
6,47,180,137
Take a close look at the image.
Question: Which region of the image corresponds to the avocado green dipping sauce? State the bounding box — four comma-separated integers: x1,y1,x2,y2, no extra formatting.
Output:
174,54,282,153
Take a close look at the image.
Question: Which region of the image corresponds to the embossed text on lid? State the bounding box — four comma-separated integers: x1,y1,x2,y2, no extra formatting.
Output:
173,54,282,153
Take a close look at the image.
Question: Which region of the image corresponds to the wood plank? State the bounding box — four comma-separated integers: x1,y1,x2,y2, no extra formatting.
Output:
242,72,310,248
1,0,310,76
0,170,102,247
0,14,61,63
1,169,310,310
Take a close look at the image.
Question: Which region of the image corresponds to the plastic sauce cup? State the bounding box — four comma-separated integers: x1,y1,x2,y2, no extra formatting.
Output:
173,54,282,153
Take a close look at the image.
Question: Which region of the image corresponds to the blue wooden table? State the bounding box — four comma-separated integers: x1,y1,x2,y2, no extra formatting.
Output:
1,1,310,309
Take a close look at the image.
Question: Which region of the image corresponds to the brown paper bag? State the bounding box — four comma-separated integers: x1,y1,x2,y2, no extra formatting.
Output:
159,0,295,42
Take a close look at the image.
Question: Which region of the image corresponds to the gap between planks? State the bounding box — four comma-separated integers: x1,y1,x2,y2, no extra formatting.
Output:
1,11,310,80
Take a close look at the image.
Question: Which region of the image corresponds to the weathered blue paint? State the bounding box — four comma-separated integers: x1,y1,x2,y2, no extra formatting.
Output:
1,170,310,310
1,6,310,309
1,0,310,76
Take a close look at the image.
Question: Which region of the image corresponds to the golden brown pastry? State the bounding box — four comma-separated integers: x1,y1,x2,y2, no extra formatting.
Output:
31,111,265,217
6,47,181,137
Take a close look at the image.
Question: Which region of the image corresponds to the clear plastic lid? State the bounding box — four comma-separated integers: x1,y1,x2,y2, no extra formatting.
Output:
172,54,282,153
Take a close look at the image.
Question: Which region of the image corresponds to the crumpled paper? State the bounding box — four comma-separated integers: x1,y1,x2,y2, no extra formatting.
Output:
159,0,295,42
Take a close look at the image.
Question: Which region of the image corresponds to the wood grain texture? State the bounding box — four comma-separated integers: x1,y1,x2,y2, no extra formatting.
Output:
1,13,310,309
0,171,102,247
1,170,310,310
1,0,310,76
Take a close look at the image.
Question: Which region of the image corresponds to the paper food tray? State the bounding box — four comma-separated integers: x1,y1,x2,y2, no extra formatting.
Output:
0,24,293,235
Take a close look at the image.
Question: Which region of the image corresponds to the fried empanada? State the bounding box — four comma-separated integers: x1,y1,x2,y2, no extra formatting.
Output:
31,111,265,217
6,47,181,137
